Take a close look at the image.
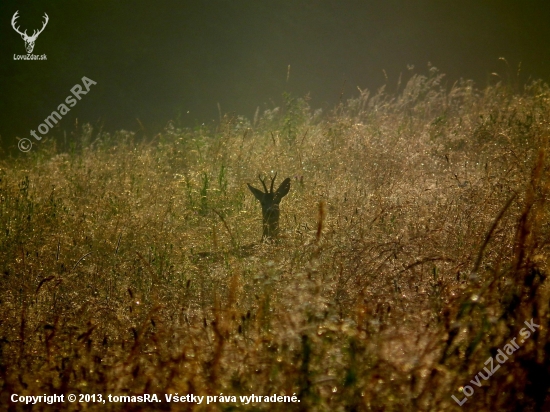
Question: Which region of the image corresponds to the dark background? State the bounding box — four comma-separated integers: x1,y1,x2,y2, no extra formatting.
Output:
1,0,549,153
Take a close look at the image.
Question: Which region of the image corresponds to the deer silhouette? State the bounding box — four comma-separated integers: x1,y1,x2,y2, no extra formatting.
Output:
248,173,291,241
11,11,49,54
189,173,290,264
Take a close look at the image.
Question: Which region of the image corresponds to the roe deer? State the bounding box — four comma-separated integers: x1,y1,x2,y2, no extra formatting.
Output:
190,173,291,264
248,173,291,241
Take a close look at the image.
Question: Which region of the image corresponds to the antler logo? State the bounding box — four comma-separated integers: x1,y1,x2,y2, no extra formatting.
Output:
11,11,49,54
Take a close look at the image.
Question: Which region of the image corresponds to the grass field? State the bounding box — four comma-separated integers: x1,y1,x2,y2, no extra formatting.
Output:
1,69,550,411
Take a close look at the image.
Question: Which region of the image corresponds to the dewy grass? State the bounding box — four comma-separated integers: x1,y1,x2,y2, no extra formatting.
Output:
1,71,550,411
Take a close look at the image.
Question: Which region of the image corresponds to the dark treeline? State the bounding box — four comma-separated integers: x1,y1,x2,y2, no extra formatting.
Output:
0,0,549,154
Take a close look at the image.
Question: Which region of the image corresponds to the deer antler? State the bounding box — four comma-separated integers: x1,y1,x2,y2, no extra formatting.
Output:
11,11,27,37
31,13,49,40
270,172,277,193
258,174,268,193
11,11,48,41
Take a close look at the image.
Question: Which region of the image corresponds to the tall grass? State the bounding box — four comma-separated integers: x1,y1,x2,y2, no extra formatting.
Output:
1,69,550,411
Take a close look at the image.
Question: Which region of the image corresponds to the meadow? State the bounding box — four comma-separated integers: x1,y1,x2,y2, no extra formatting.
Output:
1,68,550,411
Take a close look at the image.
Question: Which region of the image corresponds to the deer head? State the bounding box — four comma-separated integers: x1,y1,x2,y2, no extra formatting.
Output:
12,11,49,54
248,173,291,241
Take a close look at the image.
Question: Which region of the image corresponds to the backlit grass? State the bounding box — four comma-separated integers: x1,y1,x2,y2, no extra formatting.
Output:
1,69,550,411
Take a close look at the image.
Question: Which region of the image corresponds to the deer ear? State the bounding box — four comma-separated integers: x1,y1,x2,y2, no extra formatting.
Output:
274,178,291,201
247,183,265,201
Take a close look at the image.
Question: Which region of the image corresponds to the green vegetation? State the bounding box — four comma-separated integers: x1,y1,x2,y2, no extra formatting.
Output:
1,70,550,411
